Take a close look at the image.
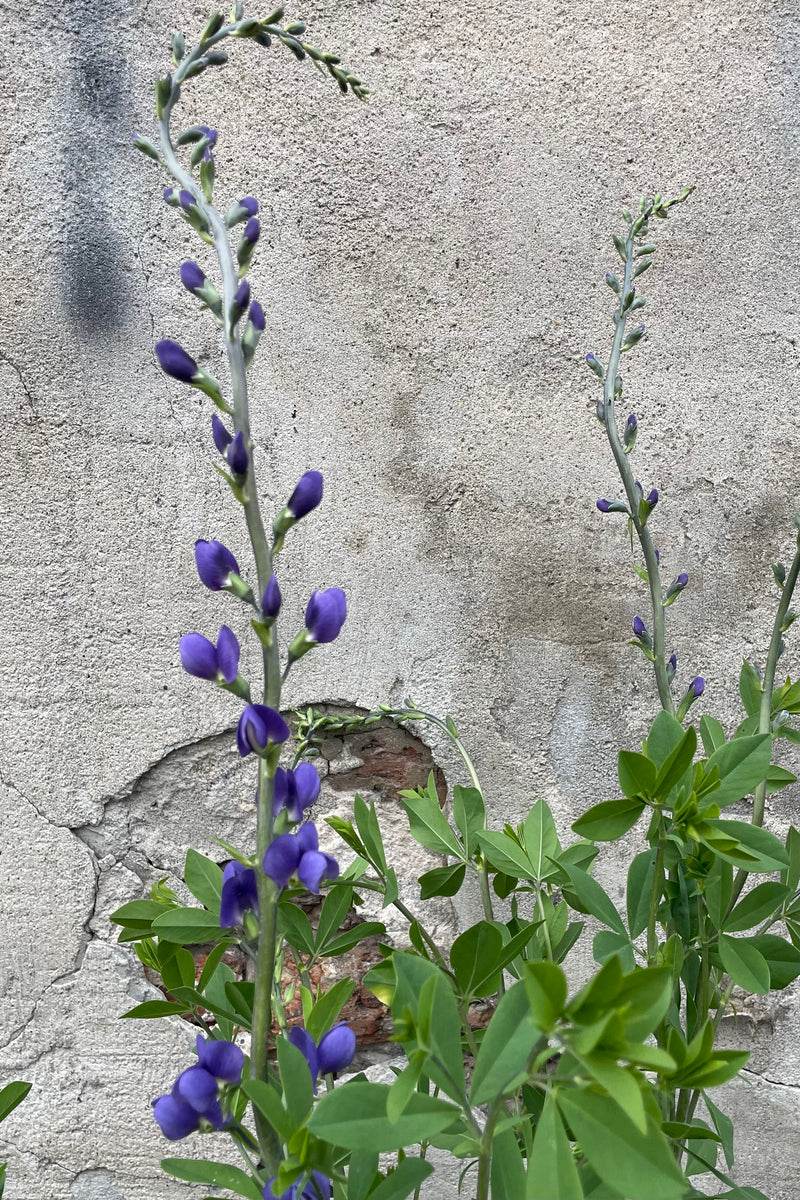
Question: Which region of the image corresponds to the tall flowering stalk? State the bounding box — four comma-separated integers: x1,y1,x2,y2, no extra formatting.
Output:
134,6,365,1179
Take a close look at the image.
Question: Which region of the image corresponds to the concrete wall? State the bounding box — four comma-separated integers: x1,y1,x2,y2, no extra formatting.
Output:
1,0,799,1194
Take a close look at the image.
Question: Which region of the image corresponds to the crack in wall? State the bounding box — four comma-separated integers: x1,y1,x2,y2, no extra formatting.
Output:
741,1067,800,1092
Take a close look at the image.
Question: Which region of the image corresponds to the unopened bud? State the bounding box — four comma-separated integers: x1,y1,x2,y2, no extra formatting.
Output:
605,272,620,294
131,134,160,162
772,562,786,589
171,30,185,63
622,324,646,352
200,11,225,41
676,676,705,722
155,75,172,119
624,413,637,453
585,352,604,381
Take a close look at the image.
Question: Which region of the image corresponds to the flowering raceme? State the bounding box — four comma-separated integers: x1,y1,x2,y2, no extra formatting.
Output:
152,1036,244,1140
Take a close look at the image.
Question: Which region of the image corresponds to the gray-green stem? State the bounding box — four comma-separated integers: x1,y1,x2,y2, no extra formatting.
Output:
602,229,673,715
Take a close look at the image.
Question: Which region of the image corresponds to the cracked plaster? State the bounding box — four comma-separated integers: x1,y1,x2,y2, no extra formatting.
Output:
2,0,800,1194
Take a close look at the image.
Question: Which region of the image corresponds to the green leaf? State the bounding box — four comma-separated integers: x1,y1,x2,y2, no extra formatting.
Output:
557,861,626,936
161,947,196,992
766,765,797,794
400,778,464,858
471,979,543,1105
184,849,223,911
783,825,800,893
477,830,535,880
354,794,387,872
627,849,656,938
653,726,696,801
386,1051,425,1124
315,886,351,951
724,882,789,932
706,735,772,807
618,750,657,800
241,1079,293,1142
391,956,465,1102
321,921,385,957
161,1159,262,1199
452,785,485,859
578,1056,647,1133
556,1089,688,1200
741,934,800,989
0,1082,31,1124
307,1082,458,1151
418,863,466,900
703,820,789,873
644,711,686,767
524,800,561,879
120,1000,190,1019
699,715,726,756
225,981,254,1023
705,860,733,931
109,899,167,930
593,930,635,971
277,1035,313,1126
703,1093,734,1169
526,1089,583,1199
152,907,224,944
170,986,241,1027
306,977,354,1043
490,1124,527,1200
717,934,770,994
197,940,233,992
450,921,504,998
572,798,645,841
739,661,762,718
368,1158,434,1200
346,1152,379,1200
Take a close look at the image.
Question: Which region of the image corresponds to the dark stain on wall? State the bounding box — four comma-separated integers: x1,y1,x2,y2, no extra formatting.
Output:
60,0,132,336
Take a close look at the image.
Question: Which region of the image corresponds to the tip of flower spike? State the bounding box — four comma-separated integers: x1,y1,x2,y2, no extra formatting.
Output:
243,216,260,245
669,652,677,670
179,189,197,210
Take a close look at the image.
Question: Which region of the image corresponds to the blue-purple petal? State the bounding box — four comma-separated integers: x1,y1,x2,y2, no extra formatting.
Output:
263,834,301,888
262,574,282,618
305,588,347,644
297,850,330,894
156,339,198,383
317,1024,356,1075
195,539,240,590
212,415,233,453
195,1035,245,1085
287,471,323,520
249,300,266,331
288,1026,319,1083
173,1066,219,1113
152,1093,200,1140
179,632,219,680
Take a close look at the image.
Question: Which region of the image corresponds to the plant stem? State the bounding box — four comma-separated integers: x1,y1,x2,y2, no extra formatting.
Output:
250,757,281,1169
602,231,674,715
647,817,667,963
729,538,800,909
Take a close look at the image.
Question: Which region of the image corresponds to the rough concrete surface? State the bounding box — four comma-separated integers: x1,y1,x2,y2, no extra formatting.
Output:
1,0,800,1194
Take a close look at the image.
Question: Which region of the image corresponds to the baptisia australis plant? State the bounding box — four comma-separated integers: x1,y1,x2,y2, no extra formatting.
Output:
110,13,800,1200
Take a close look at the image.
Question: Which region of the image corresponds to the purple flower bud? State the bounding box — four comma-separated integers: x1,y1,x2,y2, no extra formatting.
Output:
632,616,647,637
212,415,233,454
305,588,347,644
179,189,198,210
195,1036,245,1085
677,572,689,587
173,1066,219,1113
152,1094,200,1140
216,625,240,682
249,300,266,331
263,833,301,888
669,653,677,672
263,1171,332,1200
194,539,240,590
262,574,282,618
179,626,240,684
596,499,612,513
634,479,644,496
180,261,206,293
647,488,659,506
237,704,290,757
287,471,324,520
655,549,660,565
227,430,249,475
626,413,637,431
156,339,198,384
691,676,705,697
288,1027,319,1084
164,187,179,206
198,124,218,146
220,861,259,928
239,196,259,216
234,280,250,310
242,217,260,246
317,1024,356,1075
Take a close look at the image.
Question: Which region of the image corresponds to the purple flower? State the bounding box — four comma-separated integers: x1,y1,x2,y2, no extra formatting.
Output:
164,187,180,206
317,1024,356,1075
263,1171,332,1200
179,625,240,683
179,189,198,210
196,1035,245,1085
632,616,647,637
220,861,259,928
212,415,232,454
691,676,705,697
273,762,320,822
195,539,240,590
237,704,290,757
242,216,260,246
156,339,198,384
288,1027,319,1082
234,280,250,310
262,574,282,618
677,572,689,587
262,822,338,892
287,471,323,519
198,124,218,147
305,588,347,644
626,413,637,432
249,300,265,331
596,499,611,513
173,1065,219,1112
227,431,249,475
180,261,206,293
647,488,659,507
152,1076,224,1140
239,196,259,216
669,652,677,672
152,1094,204,1140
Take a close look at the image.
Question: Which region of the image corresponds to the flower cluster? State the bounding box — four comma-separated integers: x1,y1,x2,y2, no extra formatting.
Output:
152,1036,244,1140
263,822,339,893
288,1023,356,1091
